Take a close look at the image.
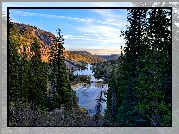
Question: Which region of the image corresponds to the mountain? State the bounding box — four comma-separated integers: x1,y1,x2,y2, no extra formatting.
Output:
11,22,55,63
96,54,121,60
68,51,93,56
10,22,104,70
65,51,105,64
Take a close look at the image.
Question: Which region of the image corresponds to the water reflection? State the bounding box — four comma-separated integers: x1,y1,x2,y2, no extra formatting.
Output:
73,64,107,115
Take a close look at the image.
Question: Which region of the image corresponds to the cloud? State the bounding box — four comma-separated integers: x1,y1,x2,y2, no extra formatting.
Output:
94,34,100,36
11,10,94,24
92,9,121,18
91,9,127,27
10,9,127,54
12,10,126,27
64,35,86,39
68,37,80,40
63,24,126,50
76,25,125,44
63,35,74,38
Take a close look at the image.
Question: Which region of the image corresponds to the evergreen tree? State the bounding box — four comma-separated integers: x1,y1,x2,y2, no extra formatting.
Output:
29,37,48,110
48,29,76,110
105,8,171,127
115,9,149,126
104,46,124,126
9,19,21,102
94,89,103,126
134,8,172,126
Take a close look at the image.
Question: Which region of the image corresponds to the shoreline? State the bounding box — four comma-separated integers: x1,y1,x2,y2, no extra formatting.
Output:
71,82,90,90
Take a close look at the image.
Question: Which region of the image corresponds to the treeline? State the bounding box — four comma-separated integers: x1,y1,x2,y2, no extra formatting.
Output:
65,58,88,71
68,72,91,86
65,51,105,64
91,59,119,82
9,19,78,126
104,8,172,126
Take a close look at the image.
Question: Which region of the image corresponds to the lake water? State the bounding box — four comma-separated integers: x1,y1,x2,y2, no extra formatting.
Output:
73,64,108,115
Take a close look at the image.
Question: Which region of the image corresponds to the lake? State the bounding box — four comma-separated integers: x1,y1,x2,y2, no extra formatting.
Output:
73,64,108,115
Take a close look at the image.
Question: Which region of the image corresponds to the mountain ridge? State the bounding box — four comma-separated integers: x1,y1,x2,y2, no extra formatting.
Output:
95,54,121,60
10,22,105,70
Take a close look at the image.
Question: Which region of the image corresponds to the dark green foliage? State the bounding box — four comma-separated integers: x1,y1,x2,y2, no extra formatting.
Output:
9,20,21,102
48,28,77,111
9,19,49,111
91,59,118,82
104,8,172,126
28,37,48,110
136,8,172,126
8,7,172,126
94,89,105,126
8,23,79,125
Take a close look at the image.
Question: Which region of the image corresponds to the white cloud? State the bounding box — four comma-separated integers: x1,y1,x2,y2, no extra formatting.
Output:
11,10,94,24
11,9,126,31
91,9,127,27
9,9,127,54
69,37,80,40
94,34,100,36
63,35,71,39
77,25,125,44
64,35,86,39
80,19,85,21
92,9,121,18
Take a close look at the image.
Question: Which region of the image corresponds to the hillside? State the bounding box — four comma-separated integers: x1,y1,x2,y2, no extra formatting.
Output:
10,22,55,63
10,22,104,70
65,51,105,64
95,54,121,60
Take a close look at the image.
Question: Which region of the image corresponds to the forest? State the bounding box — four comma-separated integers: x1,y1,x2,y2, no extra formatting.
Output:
8,8,172,127
104,8,172,126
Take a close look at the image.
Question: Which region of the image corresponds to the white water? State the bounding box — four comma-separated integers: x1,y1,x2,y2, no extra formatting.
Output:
73,64,107,115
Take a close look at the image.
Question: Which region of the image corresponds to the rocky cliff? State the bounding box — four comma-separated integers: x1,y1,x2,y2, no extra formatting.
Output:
10,22,104,70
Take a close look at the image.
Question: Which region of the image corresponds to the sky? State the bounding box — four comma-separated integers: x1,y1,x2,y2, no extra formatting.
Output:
3,2,133,55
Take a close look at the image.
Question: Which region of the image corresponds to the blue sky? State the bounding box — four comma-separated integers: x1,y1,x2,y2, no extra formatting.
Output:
3,2,133,55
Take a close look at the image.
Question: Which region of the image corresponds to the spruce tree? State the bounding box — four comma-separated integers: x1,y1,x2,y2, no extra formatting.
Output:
115,9,149,126
9,20,21,103
48,29,76,110
29,37,48,110
105,8,171,126
134,8,172,126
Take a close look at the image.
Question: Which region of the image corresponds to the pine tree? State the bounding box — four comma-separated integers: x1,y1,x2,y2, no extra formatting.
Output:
9,20,21,102
105,8,171,126
104,46,125,126
25,37,48,110
115,9,149,126
94,89,104,126
48,29,76,110
134,8,172,126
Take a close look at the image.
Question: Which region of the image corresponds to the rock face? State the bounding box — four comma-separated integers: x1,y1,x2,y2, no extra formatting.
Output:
65,51,105,64
12,22,56,62
64,58,80,71
11,22,105,70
